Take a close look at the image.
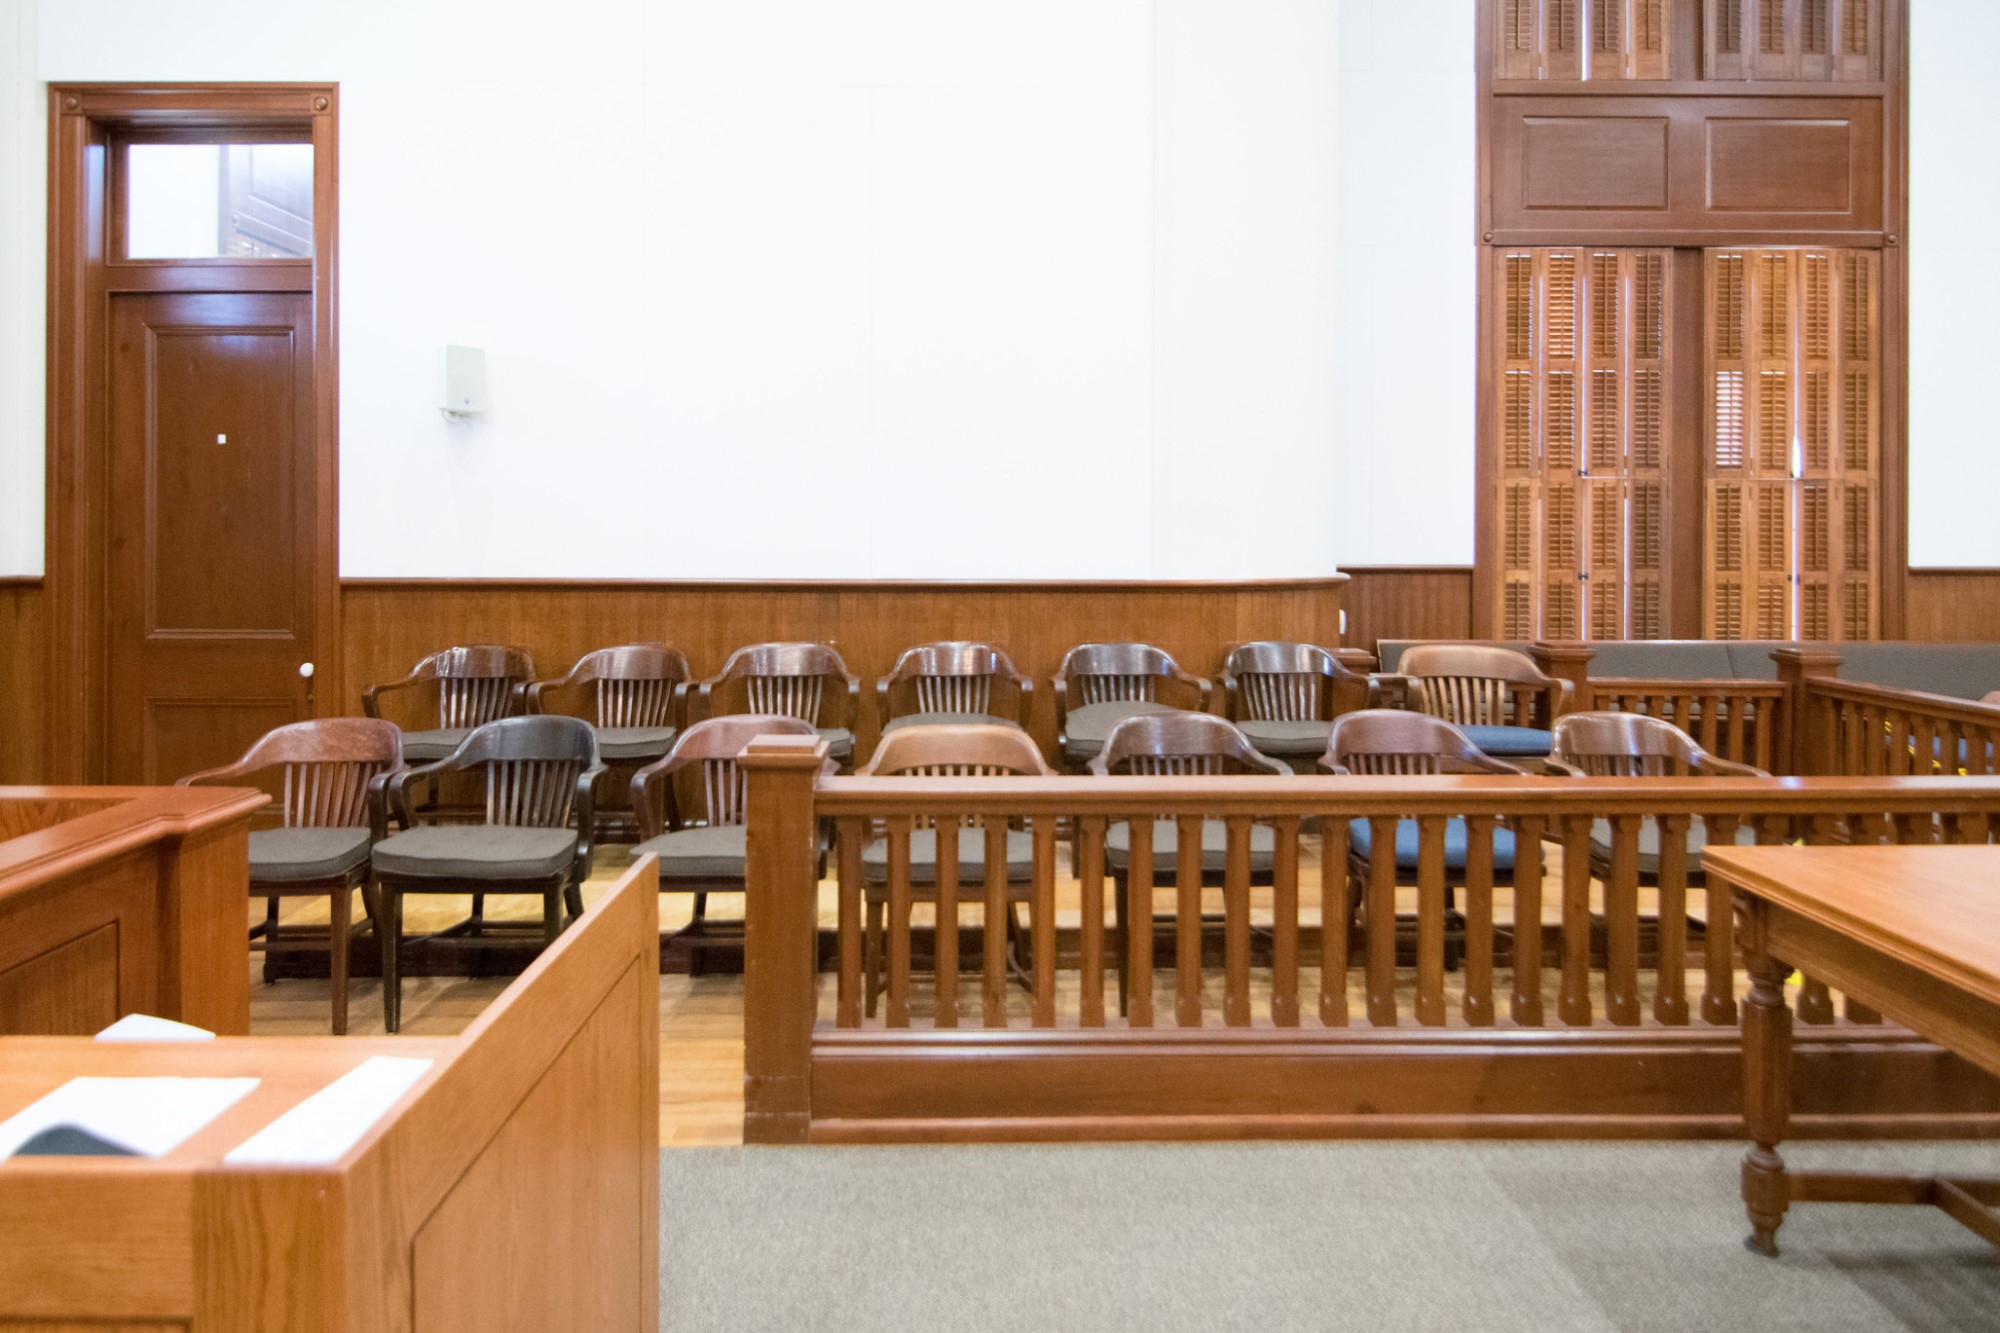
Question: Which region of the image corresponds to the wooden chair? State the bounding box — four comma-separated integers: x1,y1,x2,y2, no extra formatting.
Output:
362,644,536,761
177,718,403,1035
1382,644,1571,762
876,642,1031,734
691,642,862,771
1053,642,1212,770
628,714,822,971
1548,711,1766,880
1221,640,1375,772
529,644,692,840
854,724,1055,1016
372,716,604,1032
1089,713,1287,1011
1322,710,1529,969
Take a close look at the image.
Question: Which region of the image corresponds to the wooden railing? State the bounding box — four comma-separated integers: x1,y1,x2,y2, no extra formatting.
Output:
739,736,2000,1141
1581,678,1788,772
1797,678,2000,778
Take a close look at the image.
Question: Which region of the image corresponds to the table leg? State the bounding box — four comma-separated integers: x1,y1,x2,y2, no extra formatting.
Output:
1741,913,1793,1256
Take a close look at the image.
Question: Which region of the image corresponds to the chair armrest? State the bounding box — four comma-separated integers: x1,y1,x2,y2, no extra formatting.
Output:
175,757,261,787
527,666,588,715
1699,755,1768,779
1371,674,1418,711
1544,758,1587,778
1052,676,1071,746
1547,677,1576,720
875,674,896,724
1319,758,1353,775
839,671,863,731
362,659,437,720
1221,672,1241,720
1085,753,1111,777
1467,752,1531,776
571,762,608,880
629,752,684,840
382,755,457,828
366,770,397,841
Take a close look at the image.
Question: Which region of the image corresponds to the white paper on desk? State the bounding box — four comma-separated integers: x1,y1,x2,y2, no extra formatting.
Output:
0,1077,259,1159
224,1056,433,1167
95,1013,216,1043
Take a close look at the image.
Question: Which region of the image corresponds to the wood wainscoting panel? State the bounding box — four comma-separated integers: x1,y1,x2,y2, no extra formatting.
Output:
340,579,1347,759
0,923,120,1035
1337,568,1475,654
0,579,44,784
1906,571,2000,641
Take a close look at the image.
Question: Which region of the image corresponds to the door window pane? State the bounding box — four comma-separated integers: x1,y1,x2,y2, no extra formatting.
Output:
126,142,314,259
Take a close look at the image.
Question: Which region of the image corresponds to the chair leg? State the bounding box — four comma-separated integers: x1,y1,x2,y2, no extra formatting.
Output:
864,897,883,1019
262,896,282,983
691,891,708,925
381,881,403,1034
468,893,485,936
543,888,562,949
563,880,585,921
329,881,352,1037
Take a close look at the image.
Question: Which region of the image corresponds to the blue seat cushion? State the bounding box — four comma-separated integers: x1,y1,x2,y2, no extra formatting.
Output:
1460,724,1553,758
1346,818,1517,873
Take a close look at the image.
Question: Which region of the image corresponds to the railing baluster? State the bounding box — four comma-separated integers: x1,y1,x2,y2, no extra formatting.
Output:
1032,819,1056,1027
1701,814,1739,1026
1462,813,1495,1027
1654,813,1690,1025
1176,816,1204,1028
1223,815,1252,1027
1271,815,1300,1027
1511,814,1544,1026
1078,815,1107,1028
836,817,862,1028
886,815,913,1028
1127,816,1155,1028
1604,815,1641,1026
1724,697,1746,764
1913,714,1937,777
1366,815,1399,1026
1558,814,1594,1026
934,818,960,1029
1415,816,1447,1027
1319,816,1351,1027
984,822,1008,1029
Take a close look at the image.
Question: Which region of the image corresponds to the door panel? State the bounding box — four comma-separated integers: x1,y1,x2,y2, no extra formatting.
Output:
107,292,316,785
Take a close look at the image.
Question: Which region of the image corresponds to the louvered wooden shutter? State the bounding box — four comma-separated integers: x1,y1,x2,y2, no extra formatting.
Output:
1705,0,1879,79
1496,247,1671,640
1703,248,1879,641
1497,0,1666,79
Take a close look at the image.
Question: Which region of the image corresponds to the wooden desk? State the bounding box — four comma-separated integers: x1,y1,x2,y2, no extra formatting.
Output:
0,785,267,1035
1707,844,2000,1256
0,854,660,1331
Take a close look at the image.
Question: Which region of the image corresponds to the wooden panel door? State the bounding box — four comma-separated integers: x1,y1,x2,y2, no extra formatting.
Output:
106,292,316,784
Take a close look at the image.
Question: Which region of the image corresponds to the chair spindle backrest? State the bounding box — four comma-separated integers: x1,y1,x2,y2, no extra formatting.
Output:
432,646,534,729
747,673,826,725
598,676,675,729
702,756,750,828
1082,673,1154,705
486,757,587,827
914,674,994,715
281,760,393,828
1241,671,1323,722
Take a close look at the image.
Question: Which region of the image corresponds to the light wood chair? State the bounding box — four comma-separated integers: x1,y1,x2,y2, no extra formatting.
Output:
373,716,604,1032
529,644,692,840
1053,642,1212,771
1381,644,1572,762
876,642,1032,735
362,644,536,761
1221,640,1376,771
691,643,862,771
177,718,403,1035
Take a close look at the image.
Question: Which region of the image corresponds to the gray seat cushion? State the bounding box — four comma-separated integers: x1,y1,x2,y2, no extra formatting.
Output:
1061,700,1181,760
248,827,371,883
1587,816,1758,877
400,727,471,761
372,826,578,880
882,711,1021,733
595,725,678,760
1237,718,1333,756
1104,819,1277,874
861,828,1035,885
818,727,855,761
633,825,747,881
1586,641,1737,680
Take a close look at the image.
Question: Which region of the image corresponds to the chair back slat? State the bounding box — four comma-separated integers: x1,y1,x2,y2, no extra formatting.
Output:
1241,671,1323,722
702,757,749,827
598,676,674,729
748,673,825,725
1082,673,1155,706
486,757,584,827
915,674,992,715
280,759,391,828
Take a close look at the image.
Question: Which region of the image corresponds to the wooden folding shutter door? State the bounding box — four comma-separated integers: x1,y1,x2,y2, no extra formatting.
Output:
1705,0,1882,81
1497,248,1669,640
1496,0,1669,79
1704,248,1879,640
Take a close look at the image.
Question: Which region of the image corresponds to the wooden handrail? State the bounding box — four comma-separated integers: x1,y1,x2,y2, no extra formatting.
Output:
1799,677,2000,778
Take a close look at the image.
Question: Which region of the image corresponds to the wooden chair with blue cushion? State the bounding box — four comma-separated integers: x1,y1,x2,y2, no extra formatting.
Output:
177,718,403,1035
876,642,1032,735
372,716,604,1032
690,642,862,772
529,643,692,840
628,714,822,972
1384,644,1571,764
1321,710,1528,970
1222,640,1376,772
1053,642,1212,771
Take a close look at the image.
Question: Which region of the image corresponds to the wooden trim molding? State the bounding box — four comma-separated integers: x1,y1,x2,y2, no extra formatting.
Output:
340,575,1352,593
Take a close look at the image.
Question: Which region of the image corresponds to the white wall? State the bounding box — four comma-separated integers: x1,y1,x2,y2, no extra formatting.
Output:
1908,0,2000,568
1,0,1482,580
0,0,43,576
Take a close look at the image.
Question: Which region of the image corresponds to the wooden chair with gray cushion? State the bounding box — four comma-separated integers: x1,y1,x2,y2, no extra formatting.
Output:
373,716,603,1032
1222,640,1376,771
628,714,822,971
876,642,1031,735
691,642,863,771
854,723,1056,1016
177,718,403,1035
1322,710,1529,969
1089,712,1287,1011
529,644,692,839
362,644,536,762
1381,644,1572,762
1548,711,1766,881
1053,642,1212,771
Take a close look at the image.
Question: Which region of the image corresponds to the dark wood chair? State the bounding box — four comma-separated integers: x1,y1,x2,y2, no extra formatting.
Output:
628,714,822,971
690,642,862,771
362,644,536,761
876,642,1032,735
529,644,692,840
1053,642,1212,771
853,723,1055,1016
1321,709,1528,969
372,716,603,1032
177,718,403,1035
1549,711,1766,880
1381,644,1571,762
1089,712,1287,1011
1221,640,1376,772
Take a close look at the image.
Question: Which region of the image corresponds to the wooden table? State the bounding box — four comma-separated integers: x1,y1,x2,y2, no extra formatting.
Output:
1705,844,2000,1256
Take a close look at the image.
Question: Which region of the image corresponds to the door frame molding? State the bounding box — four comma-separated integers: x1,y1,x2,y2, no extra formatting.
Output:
45,84,341,782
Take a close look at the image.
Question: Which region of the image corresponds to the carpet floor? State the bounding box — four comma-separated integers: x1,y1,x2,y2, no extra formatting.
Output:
661,1141,2000,1332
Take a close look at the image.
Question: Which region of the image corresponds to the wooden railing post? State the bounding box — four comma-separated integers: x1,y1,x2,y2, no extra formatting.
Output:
741,735,829,1144
1531,641,1595,716
1772,646,1843,776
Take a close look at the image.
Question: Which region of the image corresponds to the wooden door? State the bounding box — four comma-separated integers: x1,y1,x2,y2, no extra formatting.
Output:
106,291,317,784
